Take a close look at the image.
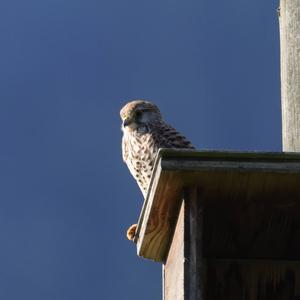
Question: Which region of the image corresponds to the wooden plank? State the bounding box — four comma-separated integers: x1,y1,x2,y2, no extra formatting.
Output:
279,0,300,151
136,168,183,262
164,188,203,300
163,201,185,300
183,188,203,300
158,148,300,161
136,150,300,262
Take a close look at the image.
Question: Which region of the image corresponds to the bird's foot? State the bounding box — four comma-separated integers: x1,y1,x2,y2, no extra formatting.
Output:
127,224,137,241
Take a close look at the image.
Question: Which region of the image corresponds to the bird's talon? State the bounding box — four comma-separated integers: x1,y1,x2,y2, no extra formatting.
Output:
127,224,137,241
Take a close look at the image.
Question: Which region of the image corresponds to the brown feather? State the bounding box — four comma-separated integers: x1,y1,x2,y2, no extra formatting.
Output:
121,100,194,198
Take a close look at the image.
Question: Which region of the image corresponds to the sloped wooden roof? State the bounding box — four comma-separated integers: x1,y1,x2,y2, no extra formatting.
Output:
135,149,300,262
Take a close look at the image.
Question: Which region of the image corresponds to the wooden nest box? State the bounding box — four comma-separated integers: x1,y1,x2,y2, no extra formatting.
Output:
134,149,300,300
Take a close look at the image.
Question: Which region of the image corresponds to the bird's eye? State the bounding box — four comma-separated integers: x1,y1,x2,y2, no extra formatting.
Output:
135,111,142,118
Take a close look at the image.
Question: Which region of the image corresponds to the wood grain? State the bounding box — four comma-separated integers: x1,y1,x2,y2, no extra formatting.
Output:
164,188,203,300
206,259,300,300
136,149,300,262
163,202,185,300
183,188,203,300
279,0,300,151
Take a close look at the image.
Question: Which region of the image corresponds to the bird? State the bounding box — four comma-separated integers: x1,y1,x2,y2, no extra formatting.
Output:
120,100,194,240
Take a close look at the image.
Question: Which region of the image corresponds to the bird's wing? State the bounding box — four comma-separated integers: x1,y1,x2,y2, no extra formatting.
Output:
152,123,194,150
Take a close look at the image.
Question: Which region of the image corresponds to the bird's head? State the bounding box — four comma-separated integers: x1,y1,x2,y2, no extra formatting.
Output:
120,100,162,131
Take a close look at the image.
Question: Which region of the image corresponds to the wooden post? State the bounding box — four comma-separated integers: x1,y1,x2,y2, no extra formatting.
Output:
279,0,300,152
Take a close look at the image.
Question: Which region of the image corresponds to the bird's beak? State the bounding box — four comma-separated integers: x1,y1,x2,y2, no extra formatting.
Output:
123,118,131,127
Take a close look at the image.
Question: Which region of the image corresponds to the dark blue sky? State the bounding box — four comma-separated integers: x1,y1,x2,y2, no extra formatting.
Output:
0,1,280,299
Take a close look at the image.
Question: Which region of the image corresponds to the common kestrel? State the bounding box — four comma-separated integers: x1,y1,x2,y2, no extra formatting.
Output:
120,100,194,240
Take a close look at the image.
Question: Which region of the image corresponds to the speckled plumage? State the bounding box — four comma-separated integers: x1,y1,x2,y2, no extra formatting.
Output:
120,100,194,198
